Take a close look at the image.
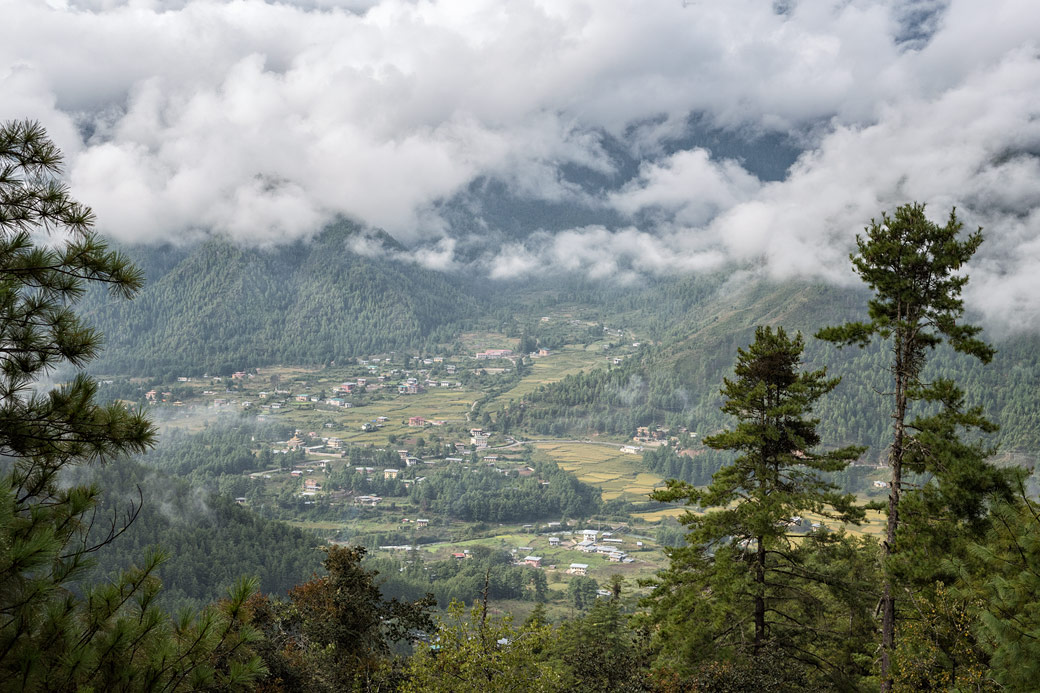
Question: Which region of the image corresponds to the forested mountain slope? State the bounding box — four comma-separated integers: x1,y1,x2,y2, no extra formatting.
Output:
73,456,322,610
501,278,1040,463
83,221,482,375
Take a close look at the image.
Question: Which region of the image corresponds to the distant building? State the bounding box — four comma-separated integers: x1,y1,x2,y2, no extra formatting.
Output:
470,429,490,449
475,349,513,360
568,563,589,576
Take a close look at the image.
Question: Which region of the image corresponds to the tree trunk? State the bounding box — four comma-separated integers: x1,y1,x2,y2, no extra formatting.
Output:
880,327,909,693
755,533,766,656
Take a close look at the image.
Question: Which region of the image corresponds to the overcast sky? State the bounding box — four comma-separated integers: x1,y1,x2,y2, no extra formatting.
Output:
3,0,1039,329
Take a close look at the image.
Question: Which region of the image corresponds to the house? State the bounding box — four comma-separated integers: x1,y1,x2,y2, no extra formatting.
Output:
582,529,598,541
475,349,514,360
548,537,561,546
383,468,400,480
568,563,589,576
523,556,543,567
416,518,429,528
470,429,490,449
303,479,321,492
408,416,426,427
451,552,467,560
354,495,382,506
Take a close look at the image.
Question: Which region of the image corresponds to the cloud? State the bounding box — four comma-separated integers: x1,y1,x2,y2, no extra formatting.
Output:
2,0,1040,327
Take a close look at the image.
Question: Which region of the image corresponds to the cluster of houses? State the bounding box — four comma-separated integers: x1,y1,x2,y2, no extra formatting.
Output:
633,426,670,443
573,529,633,563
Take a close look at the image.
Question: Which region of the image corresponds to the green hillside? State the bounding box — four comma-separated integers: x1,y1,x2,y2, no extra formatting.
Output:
500,278,1040,463
84,221,483,376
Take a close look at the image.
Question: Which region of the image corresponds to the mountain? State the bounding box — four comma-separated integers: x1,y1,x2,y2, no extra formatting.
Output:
501,276,1040,464
83,221,483,376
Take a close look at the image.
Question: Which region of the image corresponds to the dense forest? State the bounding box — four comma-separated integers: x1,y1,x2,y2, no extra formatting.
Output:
75,457,323,610
81,221,482,376
407,460,601,522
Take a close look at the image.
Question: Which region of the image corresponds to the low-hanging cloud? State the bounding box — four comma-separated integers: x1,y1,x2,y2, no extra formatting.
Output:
3,0,1040,327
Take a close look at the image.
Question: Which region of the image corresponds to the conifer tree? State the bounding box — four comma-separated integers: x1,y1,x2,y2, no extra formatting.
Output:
649,326,864,678
816,202,1006,691
0,119,264,691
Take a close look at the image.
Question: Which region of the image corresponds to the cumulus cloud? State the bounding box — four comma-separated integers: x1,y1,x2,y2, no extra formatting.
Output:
2,0,1040,327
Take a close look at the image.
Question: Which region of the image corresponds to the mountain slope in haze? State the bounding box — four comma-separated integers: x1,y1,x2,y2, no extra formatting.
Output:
85,221,483,375
74,456,322,611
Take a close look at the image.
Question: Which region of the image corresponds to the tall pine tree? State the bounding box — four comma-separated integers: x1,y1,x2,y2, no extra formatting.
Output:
649,326,865,683
817,202,1007,691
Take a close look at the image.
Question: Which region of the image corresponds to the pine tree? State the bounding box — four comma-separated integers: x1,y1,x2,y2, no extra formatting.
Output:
649,326,865,678
0,120,264,691
816,202,1005,691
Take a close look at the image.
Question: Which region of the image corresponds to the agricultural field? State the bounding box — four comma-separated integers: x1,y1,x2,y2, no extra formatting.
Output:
532,442,665,501
486,344,615,408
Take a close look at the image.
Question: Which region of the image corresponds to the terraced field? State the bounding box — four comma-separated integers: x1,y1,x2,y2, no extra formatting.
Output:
532,441,666,501
487,344,614,408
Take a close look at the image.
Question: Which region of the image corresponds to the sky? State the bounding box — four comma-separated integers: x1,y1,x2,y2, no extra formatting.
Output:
3,0,1040,329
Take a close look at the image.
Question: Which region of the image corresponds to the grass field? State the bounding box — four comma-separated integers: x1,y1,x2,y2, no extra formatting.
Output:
487,345,610,408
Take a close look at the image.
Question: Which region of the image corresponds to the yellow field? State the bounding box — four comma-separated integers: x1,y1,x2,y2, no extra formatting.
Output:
631,502,890,536
631,507,690,522
533,442,666,501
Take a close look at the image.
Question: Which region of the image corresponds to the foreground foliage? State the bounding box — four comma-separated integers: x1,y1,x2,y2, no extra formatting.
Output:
0,120,264,691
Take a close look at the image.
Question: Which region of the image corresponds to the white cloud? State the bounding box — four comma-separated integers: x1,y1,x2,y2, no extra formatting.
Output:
2,0,1040,326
